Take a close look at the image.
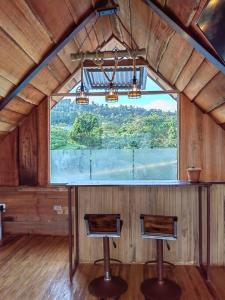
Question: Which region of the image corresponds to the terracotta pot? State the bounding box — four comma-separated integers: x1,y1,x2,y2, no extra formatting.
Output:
186,168,202,182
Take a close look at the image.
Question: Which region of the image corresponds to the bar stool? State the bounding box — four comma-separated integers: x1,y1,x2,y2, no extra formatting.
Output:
140,214,181,300
84,214,128,299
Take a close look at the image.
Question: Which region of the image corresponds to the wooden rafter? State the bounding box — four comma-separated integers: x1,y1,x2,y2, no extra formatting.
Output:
143,0,225,75
0,9,96,111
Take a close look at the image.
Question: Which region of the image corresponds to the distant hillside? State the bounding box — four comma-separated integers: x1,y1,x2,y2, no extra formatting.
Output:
51,99,177,150
51,99,176,126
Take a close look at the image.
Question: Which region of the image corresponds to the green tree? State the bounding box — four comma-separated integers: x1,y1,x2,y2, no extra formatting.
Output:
69,112,103,148
51,126,68,149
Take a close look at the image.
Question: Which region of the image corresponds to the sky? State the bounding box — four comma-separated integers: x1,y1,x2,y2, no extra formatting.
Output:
67,76,177,112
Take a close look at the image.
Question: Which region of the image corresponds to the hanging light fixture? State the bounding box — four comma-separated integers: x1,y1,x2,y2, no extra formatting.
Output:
75,59,89,105
105,82,118,102
128,56,141,99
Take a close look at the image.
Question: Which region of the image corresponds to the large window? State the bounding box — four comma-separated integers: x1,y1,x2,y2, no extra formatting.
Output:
50,77,178,183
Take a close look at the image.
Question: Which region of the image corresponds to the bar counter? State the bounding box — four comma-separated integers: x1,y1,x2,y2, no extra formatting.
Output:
67,180,225,283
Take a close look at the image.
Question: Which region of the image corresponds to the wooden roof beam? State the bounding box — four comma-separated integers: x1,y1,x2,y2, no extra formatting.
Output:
0,8,96,111
143,0,225,75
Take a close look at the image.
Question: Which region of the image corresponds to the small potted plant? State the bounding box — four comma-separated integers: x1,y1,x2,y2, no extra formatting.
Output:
186,166,202,182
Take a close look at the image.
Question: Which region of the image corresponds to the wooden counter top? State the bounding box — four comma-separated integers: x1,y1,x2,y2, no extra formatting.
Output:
67,180,224,187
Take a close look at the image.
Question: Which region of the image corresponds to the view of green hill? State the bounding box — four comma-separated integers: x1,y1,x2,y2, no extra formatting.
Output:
51,99,177,150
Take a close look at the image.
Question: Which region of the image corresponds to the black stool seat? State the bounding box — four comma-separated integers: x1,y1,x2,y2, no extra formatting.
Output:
84,214,128,299
140,214,181,300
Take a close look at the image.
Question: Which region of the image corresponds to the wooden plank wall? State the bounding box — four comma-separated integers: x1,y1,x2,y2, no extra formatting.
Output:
77,185,225,265
0,98,49,186
179,94,225,181
1,186,67,236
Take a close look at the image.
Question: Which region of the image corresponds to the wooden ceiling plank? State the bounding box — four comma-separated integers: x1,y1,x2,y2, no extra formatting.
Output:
27,0,75,43
0,0,53,63
0,120,16,132
175,50,204,91
65,0,93,23
30,67,60,96
210,103,225,124
184,60,219,100
0,131,8,137
194,72,225,113
0,109,25,125
74,27,93,53
144,0,225,75
0,9,96,111
101,16,113,43
0,76,14,97
0,29,33,85
57,40,80,73
165,0,201,27
18,84,46,106
130,0,152,52
158,33,193,84
5,97,35,115
147,13,175,70
85,17,99,50
47,56,71,83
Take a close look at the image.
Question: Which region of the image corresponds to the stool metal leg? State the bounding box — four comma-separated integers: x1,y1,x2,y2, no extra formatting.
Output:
88,237,128,299
104,237,111,281
141,240,182,300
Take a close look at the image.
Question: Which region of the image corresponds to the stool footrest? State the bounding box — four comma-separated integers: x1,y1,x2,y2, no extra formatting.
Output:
145,260,175,268
94,258,122,265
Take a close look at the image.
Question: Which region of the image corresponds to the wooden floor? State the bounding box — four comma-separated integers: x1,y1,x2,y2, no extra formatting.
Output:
0,236,225,300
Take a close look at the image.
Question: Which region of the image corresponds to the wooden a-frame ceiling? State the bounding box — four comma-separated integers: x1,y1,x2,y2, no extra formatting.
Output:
0,0,225,139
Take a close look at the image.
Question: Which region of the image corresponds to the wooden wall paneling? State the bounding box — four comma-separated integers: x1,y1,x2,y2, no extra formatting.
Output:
0,129,19,186
27,0,75,43
19,110,38,185
175,50,204,91
0,29,33,85
194,72,225,113
5,97,35,115
146,13,175,70
37,99,49,186
179,94,203,179
158,33,193,84
0,0,52,63
0,186,68,235
184,60,219,100
77,186,202,264
179,93,225,181
78,186,131,263
201,114,225,181
210,185,225,265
